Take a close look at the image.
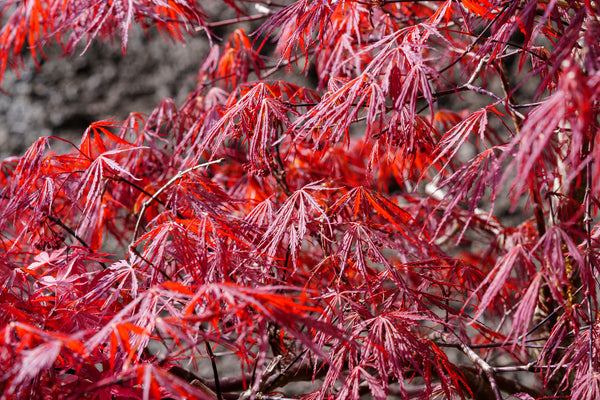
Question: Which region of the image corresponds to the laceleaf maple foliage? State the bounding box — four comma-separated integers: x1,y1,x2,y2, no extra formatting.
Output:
1,0,600,399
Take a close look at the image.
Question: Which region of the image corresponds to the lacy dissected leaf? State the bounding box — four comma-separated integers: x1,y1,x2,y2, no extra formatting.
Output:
72,146,145,247
432,146,502,242
330,186,418,239
83,294,154,370
172,88,230,165
357,311,465,399
502,60,598,199
6,137,50,197
163,171,235,219
84,257,142,311
332,221,426,295
534,225,587,313
258,181,331,269
508,272,542,348
560,323,600,400
0,323,88,398
429,107,493,174
192,82,311,172
214,28,264,89
337,364,387,400
466,244,532,323
255,0,336,62
134,220,206,283
1,174,63,252
310,1,400,88
368,113,440,180
291,25,443,160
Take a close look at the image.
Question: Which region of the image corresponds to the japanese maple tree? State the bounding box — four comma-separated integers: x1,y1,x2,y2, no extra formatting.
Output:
1,0,600,399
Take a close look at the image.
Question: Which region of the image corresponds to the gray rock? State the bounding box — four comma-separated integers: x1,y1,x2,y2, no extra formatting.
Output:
0,25,211,158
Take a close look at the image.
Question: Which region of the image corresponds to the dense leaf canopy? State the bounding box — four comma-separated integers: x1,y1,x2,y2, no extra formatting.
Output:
1,0,600,399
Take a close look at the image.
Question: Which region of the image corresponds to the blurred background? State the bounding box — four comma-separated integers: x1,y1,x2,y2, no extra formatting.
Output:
0,7,234,159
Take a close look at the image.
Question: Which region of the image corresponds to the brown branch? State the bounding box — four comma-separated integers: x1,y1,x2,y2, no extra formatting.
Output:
460,365,543,399
205,342,223,400
497,59,523,134
201,12,276,30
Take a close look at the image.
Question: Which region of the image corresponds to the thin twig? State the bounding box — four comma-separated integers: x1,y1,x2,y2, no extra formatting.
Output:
272,147,292,197
45,214,109,269
129,158,224,250
491,362,569,373
200,12,276,30
438,3,510,75
463,83,526,120
0,192,109,269
525,285,583,337
206,342,223,400
262,349,307,393
438,336,548,349
441,333,503,400
497,59,523,133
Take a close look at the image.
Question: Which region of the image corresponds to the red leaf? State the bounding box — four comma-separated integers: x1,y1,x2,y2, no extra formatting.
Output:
466,245,529,323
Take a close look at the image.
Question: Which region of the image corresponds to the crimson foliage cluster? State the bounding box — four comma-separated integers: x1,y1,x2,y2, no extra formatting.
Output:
1,0,599,399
